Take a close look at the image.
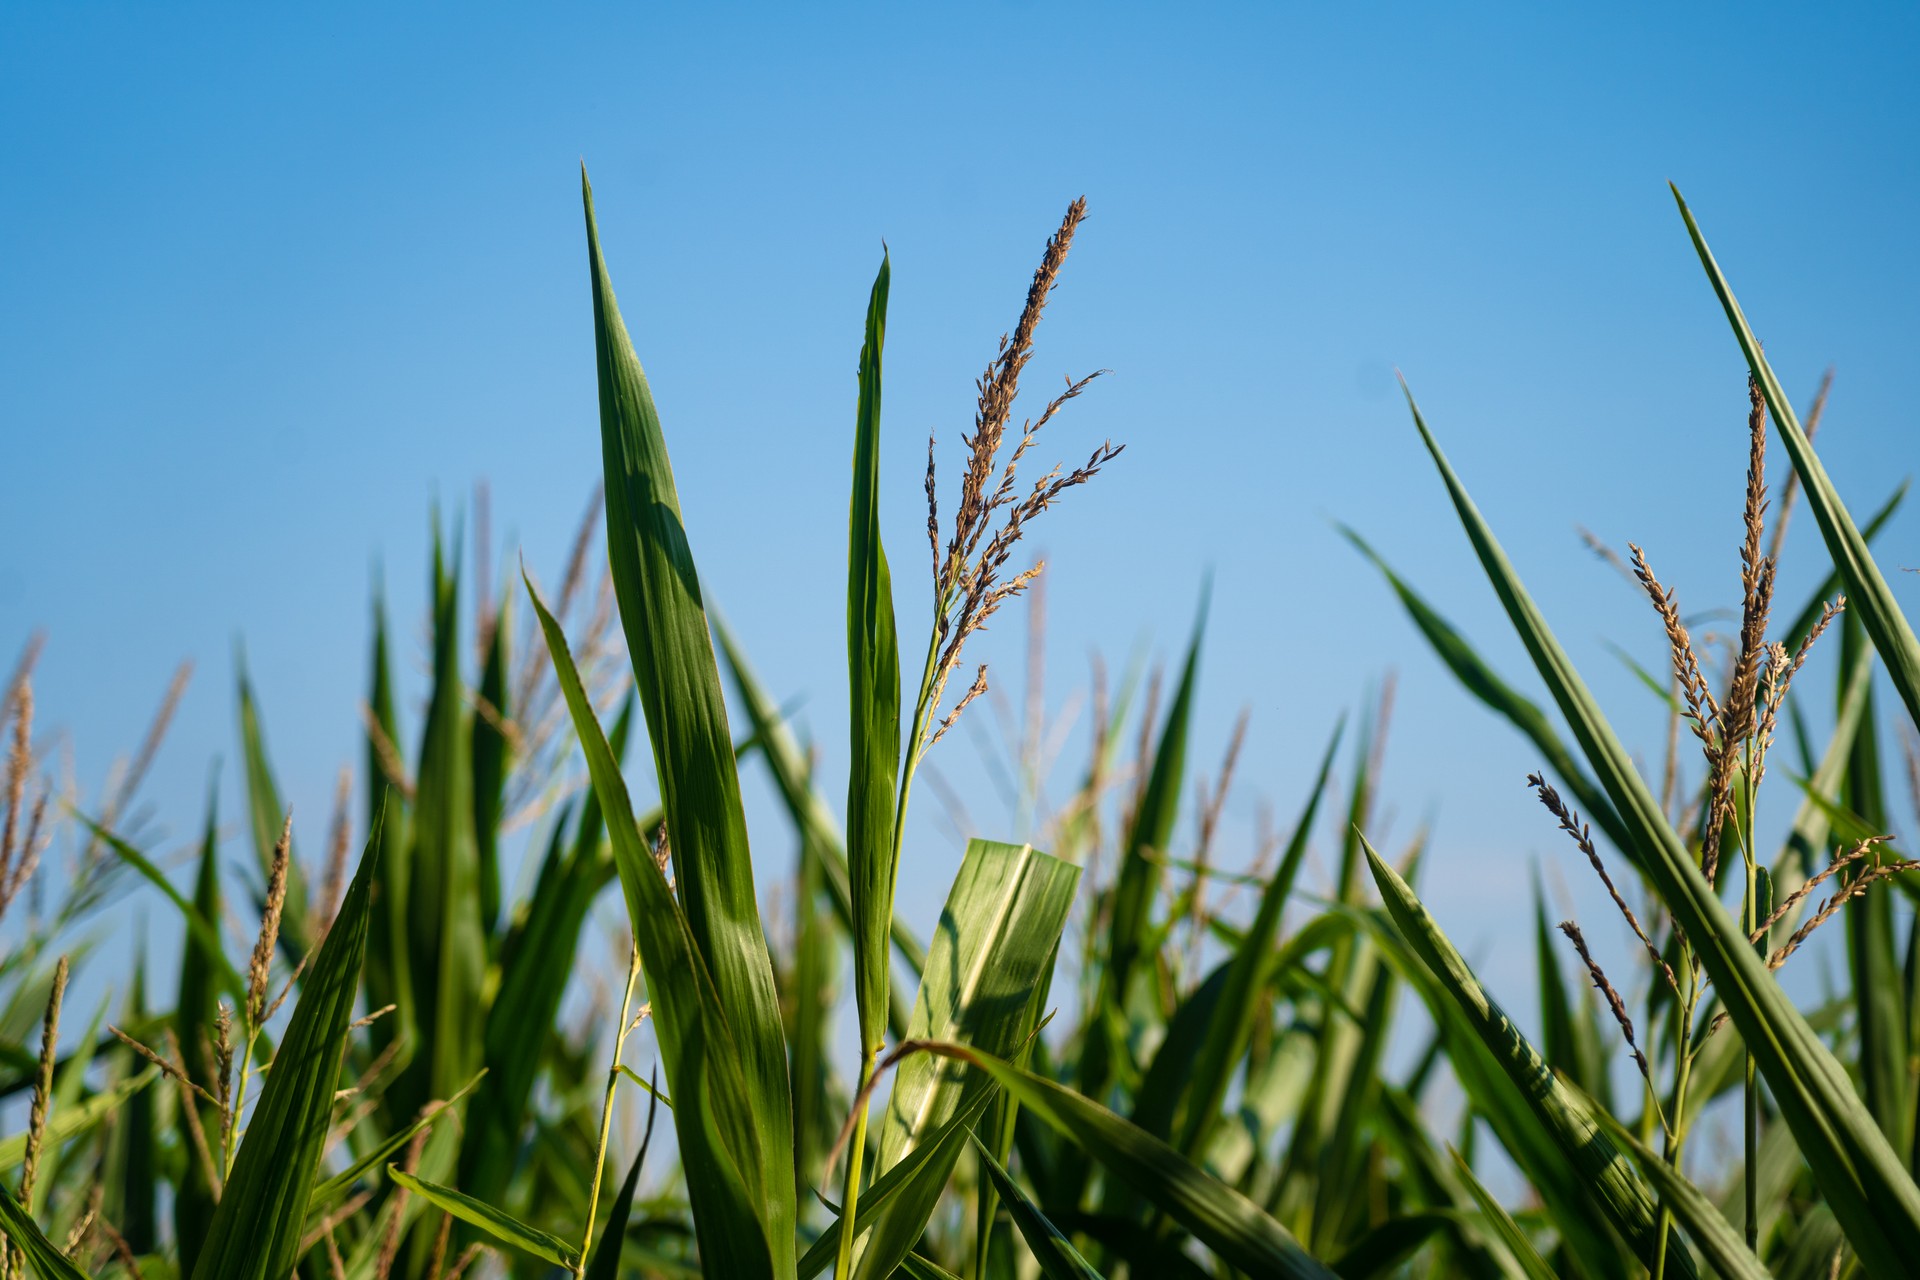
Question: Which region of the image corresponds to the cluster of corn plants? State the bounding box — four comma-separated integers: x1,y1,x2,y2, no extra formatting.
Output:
0,172,1916,1279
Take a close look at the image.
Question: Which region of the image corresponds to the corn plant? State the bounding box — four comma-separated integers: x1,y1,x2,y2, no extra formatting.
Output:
0,173,1915,1280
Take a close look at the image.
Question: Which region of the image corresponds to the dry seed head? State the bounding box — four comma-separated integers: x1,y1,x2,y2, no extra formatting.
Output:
1529,774,1678,995
2,679,32,905
249,811,293,1026
1629,545,1719,752
20,955,69,1214
1557,920,1652,1085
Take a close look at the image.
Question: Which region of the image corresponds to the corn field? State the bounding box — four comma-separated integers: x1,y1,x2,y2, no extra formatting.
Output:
1,172,1918,1280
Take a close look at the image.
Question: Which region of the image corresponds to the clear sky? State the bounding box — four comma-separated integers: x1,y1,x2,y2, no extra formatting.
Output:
4,4,1917,1045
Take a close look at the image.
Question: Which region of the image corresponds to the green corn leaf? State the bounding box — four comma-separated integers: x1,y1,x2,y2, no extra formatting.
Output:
1324,1213,1455,1280
174,777,225,1273
970,1134,1105,1279
362,577,413,1078
1079,599,1204,1127
1338,524,1631,860
188,815,382,1280
528,571,781,1279
846,252,903,1068
386,1165,580,1269
460,700,633,1205
308,1069,486,1214
0,1185,92,1280
897,1255,964,1280
1674,185,1920,734
1771,641,1872,919
1448,1149,1556,1280
1176,720,1341,1158
1589,1106,1771,1280
587,1083,659,1280
109,963,157,1252
1361,841,1672,1276
581,166,795,1272
235,652,310,962
916,1042,1336,1279
399,529,486,1118
1407,381,1920,1272
472,588,512,937
797,1081,1005,1279
855,839,1078,1280
1777,481,1906,654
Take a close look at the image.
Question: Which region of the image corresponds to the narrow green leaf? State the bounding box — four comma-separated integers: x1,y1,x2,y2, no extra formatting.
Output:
386,1165,579,1268
472,588,512,936
847,252,903,1069
856,839,1078,1280
188,815,382,1280
362,576,414,1080
0,1066,158,1169
921,1042,1337,1279
528,571,780,1279
1674,185,1920,733
582,166,795,1273
174,776,226,1274
308,1069,486,1214
1589,1106,1771,1280
1448,1148,1556,1280
1408,382,1920,1272
587,1083,659,1280
1361,840,1676,1276
1177,723,1341,1159
971,1135,1105,1279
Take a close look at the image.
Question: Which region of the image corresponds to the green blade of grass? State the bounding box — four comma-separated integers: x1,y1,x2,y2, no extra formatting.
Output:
174,777,225,1273
970,1135,1106,1280
362,578,414,1082
1673,185,1920,734
529,572,781,1279
1407,383,1920,1272
0,1065,157,1170
1361,841,1672,1276
1176,721,1342,1159
386,1165,580,1269
912,1042,1336,1280
855,839,1078,1280
581,167,795,1273
1447,1149,1556,1280
1079,600,1204,1125
460,701,634,1205
1589,1105,1770,1280
797,1082,1005,1279
847,251,903,1071
471,588,512,937
187,814,382,1280
307,1069,486,1214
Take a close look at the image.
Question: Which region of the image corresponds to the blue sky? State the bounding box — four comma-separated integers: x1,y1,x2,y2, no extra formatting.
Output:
3,3,1917,1044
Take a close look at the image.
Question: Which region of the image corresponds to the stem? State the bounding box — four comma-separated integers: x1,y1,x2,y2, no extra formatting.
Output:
581,946,641,1276
1655,960,1701,1280
1740,748,1760,1251
833,1046,879,1280
837,624,943,1280
228,1031,254,1177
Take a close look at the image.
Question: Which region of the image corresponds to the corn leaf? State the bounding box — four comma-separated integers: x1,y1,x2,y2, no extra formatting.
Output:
1674,185,1920,734
856,839,1079,1279
386,1165,579,1268
1447,1148,1555,1280
581,166,796,1272
528,572,781,1279
188,816,382,1280
174,779,225,1272
919,1042,1336,1279
1362,840,1670,1275
847,252,903,1069
1407,383,1920,1272
471,589,512,936
1588,1107,1771,1280
971,1134,1105,1279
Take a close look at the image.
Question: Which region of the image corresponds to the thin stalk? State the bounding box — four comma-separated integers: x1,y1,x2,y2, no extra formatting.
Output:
581,946,641,1276
833,625,942,1280
1742,766,1760,1253
1655,957,1702,1280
